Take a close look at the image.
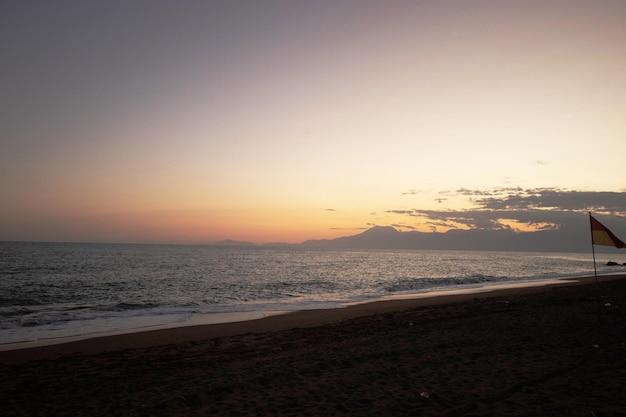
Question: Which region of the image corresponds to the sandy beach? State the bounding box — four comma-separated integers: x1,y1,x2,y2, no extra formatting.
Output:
1,275,625,416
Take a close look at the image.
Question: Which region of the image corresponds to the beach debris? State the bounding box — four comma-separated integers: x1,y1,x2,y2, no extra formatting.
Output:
420,392,430,399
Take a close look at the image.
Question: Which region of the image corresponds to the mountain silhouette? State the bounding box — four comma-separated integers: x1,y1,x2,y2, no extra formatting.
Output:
299,225,594,252
214,239,254,246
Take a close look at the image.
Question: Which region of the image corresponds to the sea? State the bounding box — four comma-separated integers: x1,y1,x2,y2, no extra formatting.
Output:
1,241,624,346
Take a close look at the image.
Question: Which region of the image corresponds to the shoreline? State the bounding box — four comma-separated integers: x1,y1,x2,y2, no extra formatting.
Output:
1,274,625,416
0,275,573,352
0,274,620,364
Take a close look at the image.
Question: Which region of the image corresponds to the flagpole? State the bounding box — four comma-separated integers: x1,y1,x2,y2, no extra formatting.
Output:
589,212,599,286
589,212,601,320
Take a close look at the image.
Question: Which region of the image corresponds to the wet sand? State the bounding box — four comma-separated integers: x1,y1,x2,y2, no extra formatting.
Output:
1,275,625,416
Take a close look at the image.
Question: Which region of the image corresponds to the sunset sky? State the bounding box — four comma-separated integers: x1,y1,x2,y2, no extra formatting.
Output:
2,0,626,244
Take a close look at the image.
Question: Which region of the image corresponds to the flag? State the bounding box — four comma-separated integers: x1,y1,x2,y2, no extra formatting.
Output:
590,215,625,248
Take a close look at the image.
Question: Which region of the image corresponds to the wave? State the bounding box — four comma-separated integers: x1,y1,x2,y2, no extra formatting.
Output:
385,274,500,293
1,244,611,344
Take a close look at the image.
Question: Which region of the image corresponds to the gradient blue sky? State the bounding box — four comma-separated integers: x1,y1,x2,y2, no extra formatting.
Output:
2,0,626,243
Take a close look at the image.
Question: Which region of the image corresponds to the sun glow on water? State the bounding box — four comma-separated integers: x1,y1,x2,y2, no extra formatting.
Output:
2,242,614,344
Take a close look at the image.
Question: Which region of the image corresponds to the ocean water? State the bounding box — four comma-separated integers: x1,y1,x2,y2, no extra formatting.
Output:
1,242,623,345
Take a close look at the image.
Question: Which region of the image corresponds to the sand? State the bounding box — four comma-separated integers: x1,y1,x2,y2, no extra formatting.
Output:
1,276,625,416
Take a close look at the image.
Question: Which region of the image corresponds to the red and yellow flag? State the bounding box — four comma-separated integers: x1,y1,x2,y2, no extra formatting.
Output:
590,215,625,248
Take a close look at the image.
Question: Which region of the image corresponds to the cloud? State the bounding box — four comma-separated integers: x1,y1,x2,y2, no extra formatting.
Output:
454,186,525,197
386,209,421,217
471,188,626,213
387,188,626,233
391,223,417,230
413,208,565,231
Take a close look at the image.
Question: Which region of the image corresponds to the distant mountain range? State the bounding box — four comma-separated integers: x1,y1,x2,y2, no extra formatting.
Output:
298,225,587,252
214,239,255,246
217,224,608,253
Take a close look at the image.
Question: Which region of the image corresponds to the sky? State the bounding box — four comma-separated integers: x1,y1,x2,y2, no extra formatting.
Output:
2,0,626,245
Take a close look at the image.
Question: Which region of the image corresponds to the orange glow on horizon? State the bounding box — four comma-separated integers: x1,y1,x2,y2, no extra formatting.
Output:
88,207,371,244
